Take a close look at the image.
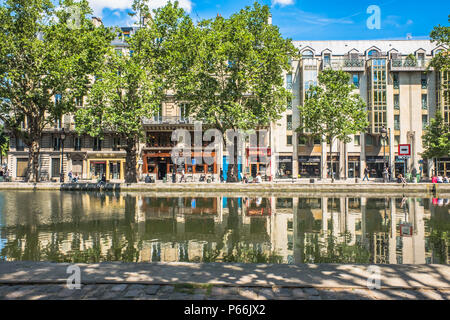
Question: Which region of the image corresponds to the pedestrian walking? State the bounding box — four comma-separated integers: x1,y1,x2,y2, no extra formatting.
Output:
363,167,370,182
220,169,224,183
383,167,389,183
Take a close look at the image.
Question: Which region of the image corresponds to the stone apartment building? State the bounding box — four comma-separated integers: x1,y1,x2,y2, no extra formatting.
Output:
6,30,450,182
272,40,450,181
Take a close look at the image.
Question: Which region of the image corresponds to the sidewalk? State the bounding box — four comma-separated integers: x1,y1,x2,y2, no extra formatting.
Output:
0,262,449,300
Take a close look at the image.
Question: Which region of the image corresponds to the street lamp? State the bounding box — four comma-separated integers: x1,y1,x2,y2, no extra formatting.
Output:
60,128,66,183
381,126,388,182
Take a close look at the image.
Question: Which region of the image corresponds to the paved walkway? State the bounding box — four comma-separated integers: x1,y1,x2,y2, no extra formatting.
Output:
0,262,448,300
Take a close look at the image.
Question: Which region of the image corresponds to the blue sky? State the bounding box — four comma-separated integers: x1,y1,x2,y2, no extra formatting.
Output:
90,0,449,40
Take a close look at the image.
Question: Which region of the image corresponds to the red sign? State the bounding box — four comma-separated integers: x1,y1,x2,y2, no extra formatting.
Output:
398,144,411,156
246,147,271,157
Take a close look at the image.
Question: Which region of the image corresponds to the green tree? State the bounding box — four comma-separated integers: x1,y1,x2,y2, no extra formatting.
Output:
0,125,9,165
169,2,297,180
422,111,450,175
0,0,114,182
430,14,450,71
297,69,368,182
75,1,188,183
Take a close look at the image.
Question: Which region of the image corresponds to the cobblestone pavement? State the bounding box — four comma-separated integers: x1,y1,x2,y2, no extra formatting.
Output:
0,284,448,300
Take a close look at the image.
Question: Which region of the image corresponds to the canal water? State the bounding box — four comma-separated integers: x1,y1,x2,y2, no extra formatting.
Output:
0,191,448,264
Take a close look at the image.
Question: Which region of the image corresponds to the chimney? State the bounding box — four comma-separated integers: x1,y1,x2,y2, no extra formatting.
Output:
92,17,103,27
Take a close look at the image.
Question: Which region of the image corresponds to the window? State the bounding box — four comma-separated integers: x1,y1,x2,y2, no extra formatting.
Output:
180,103,190,120
76,96,83,107
74,136,82,151
394,94,400,110
287,135,292,145
365,134,373,146
313,136,321,145
16,158,28,177
354,134,360,146
324,54,330,65
421,73,428,89
298,135,307,145
422,115,428,128
287,97,292,110
286,74,292,89
353,74,359,88
368,50,378,56
16,138,25,151
51,158,60,178
53,137,61,151
394,135,400,146
287,115,292,130
393,73,399,89
93,137,102,151
112,137,120,151
394,115,400,130
422,94,428,110
302,50,313,58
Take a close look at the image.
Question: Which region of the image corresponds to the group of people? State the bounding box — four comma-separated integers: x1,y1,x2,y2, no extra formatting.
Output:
432,175,450,183
67,170,79,183
0,168,9,179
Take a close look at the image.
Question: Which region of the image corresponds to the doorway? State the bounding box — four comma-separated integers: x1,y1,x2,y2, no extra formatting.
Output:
158,162,167,180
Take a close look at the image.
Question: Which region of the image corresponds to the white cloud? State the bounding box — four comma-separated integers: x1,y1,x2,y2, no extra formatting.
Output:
272,0,295,6
88,0,192,17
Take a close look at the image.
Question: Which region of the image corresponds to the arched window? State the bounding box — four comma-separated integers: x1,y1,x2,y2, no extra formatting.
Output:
302,50,314,58
368,50,378,56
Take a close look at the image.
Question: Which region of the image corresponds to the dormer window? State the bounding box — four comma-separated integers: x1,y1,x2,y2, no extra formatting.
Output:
324,53,330,65
302,50,313,58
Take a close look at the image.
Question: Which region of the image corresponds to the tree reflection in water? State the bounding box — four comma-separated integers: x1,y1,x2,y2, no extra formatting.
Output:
0,192,448,264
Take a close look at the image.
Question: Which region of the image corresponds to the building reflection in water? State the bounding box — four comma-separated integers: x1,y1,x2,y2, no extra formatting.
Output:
0,191,448,264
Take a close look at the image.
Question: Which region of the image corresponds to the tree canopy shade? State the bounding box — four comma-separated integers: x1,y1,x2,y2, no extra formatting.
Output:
297,69,368,182
430,14,450,71
75,0,190,183
0,0,114,182
168,2,298,180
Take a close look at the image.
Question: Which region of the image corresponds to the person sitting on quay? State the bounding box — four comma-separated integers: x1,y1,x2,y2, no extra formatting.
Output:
443,176,449,184
68,170,73,182
397,174,407,184
254,173,262,184
242,173,248,184
432,175,438,183
437,175,443,183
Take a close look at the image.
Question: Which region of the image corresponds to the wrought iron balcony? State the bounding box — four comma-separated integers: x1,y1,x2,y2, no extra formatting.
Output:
142,116,196,125
390,58,431,71
324,58,365,71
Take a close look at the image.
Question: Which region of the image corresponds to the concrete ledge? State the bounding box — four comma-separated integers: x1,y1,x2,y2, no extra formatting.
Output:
0,182,449,196
0,262,449,290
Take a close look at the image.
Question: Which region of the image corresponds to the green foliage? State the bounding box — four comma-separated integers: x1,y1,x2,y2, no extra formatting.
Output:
422,111,450,160
297,69,368,144
430,14,450,71
0,125,9,158
168,1,298,131
0,0,114,181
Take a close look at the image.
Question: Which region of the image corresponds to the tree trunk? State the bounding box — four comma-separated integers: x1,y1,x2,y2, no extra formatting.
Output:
329,138,334,183
26,135,40,183
124,137,137,183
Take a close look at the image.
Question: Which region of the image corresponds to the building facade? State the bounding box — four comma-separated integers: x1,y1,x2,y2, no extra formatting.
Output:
6,36,450,182
272,40,449,180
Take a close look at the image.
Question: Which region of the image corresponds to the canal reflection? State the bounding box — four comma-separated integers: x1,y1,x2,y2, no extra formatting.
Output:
0,192,448,264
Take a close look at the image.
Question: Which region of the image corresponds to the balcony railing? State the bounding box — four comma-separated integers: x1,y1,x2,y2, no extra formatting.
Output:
390,58,431,71
325,58,365,71
142,116,196,125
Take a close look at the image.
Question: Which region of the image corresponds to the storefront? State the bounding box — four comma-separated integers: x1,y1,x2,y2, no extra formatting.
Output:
395,156,407,177
298,156,321,178
143,152,217,180
437,157,450,177
276,156,292,179
246,147,271,178
326,155,340,179
87,157,126,181
366,156,385,178
348,155,360,178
